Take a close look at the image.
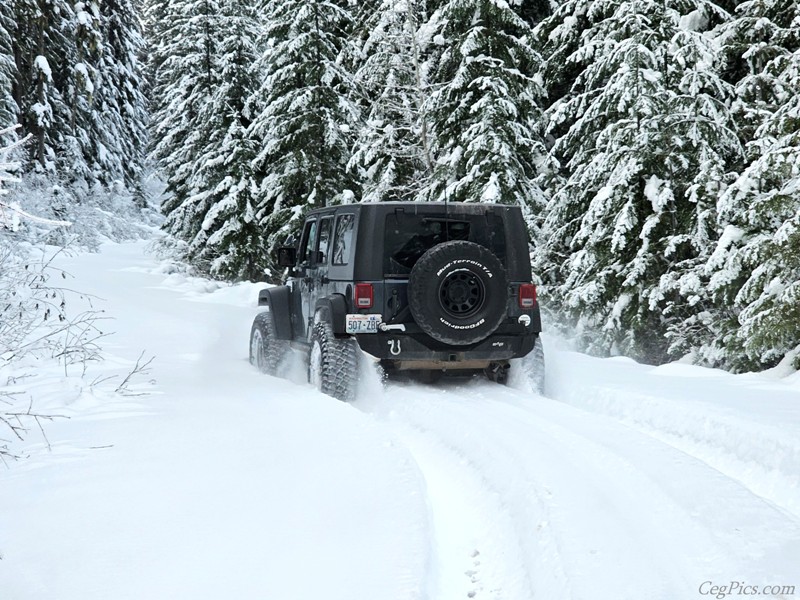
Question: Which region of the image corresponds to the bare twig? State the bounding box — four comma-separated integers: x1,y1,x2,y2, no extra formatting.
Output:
0,396,67,462
115,351,156,395
90,373,118,387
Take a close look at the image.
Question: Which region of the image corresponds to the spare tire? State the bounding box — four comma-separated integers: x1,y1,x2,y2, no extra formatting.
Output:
408,240,508,345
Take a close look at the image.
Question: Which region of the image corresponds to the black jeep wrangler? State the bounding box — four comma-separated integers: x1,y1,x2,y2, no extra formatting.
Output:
249,202,544,401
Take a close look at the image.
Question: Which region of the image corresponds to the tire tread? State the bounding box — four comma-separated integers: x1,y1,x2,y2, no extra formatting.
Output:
312,321,359,402
407,240,507,345
250,311,287,375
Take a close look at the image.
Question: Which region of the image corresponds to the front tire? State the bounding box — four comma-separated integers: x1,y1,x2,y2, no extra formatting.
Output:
308,320,359,402
249,312,287,376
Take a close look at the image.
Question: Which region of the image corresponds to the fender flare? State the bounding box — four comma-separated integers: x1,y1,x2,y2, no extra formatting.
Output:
257,286,293,340
314,294,348,336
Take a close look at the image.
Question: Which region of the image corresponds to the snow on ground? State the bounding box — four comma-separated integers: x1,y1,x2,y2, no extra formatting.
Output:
0,242,430,600
2,241,799,600
546,347,800,520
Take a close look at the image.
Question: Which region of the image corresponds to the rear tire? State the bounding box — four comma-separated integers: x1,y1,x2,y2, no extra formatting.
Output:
308,320,359,402
249,312,287,376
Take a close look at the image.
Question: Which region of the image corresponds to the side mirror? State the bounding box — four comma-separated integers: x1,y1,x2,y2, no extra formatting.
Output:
277,246,297,267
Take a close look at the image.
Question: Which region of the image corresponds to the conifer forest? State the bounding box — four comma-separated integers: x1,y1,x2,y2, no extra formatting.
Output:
1,0,799,372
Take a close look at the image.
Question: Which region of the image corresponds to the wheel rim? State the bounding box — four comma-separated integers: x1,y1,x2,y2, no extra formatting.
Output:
251,329,265,368
439,268,485,318
309,341,323,390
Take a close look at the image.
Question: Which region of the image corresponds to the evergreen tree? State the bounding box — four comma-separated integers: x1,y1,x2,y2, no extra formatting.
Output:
140,0,169,98
515,0,554,26
13,0,76,174
717,0,800,149
421,0,548,233
10,0,147,192
185,0,264,280
653,11,744,360
533,0,739,362
63,0,103,186
0,0,150,237
148,0,220,243
348,0,434,202
95,0,149,195
248,0,357,265
0,2,17,132
698,11,800,370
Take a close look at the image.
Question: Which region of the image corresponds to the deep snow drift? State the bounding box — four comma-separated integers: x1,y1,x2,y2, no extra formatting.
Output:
1,241,799,600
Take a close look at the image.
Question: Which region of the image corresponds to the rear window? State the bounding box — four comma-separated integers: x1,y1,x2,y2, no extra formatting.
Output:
384,212,506,277
332,213,355,266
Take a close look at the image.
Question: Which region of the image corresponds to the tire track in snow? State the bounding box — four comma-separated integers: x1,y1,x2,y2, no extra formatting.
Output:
362,379,800,600
552,381,800,520
360,384,557,600
544,349,800,521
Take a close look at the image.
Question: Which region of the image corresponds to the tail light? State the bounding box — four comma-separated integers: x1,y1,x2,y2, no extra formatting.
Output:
354,283,374,309
518,283,537,309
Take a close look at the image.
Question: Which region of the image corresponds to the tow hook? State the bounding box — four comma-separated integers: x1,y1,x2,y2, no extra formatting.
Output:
388,339,402,356
518,315,531,327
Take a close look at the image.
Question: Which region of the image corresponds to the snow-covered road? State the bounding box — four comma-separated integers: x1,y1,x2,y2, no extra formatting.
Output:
2,241,799,600
366,381,800,600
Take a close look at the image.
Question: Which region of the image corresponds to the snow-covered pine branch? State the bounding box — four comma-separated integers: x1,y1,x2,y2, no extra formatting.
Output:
0,202,73,229
0,126,25,192
0,129,72,230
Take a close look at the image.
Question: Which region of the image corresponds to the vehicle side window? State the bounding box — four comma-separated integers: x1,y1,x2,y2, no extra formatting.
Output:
332,214,355,266
316,217,333,264
299,219,317,264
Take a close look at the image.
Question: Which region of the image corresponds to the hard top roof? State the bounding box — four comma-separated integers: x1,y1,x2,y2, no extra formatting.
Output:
306,201,521,216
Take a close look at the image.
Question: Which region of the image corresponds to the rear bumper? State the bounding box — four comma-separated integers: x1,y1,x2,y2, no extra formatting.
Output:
355,324,538,369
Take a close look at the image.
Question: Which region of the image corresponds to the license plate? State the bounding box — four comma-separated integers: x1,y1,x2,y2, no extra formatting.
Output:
346,314,381,334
